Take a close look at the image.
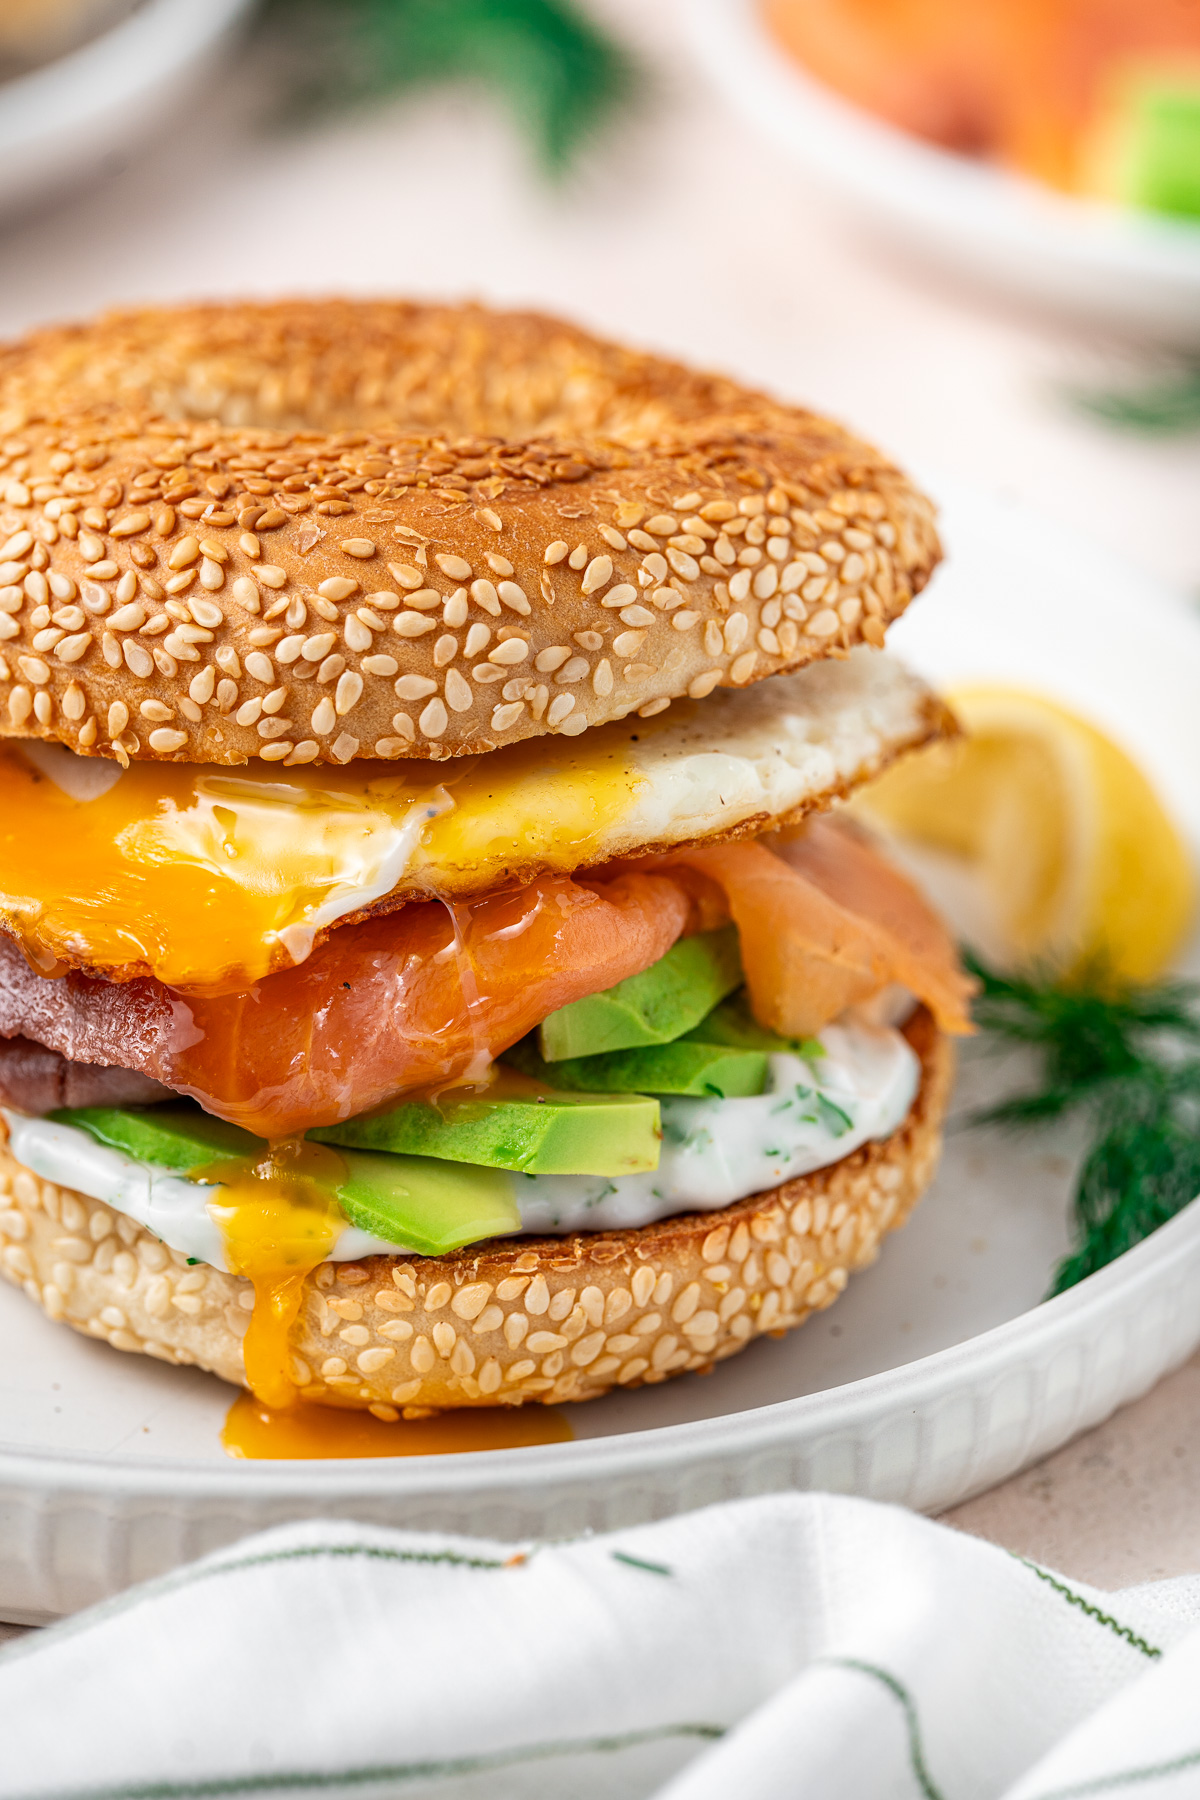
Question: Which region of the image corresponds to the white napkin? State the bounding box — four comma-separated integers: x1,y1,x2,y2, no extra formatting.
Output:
3,1492,1199,1799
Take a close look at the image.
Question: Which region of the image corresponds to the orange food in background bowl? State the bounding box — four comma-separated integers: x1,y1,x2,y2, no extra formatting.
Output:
764,0,1200,208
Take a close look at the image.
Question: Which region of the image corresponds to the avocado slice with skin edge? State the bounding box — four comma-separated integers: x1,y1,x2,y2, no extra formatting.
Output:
538,925,743,1061
681,991,825,1059
311,1083,661,1176
504,1034,770,1099
51,1102,521,1253
334,1151,520,1255
50,1104,260,1176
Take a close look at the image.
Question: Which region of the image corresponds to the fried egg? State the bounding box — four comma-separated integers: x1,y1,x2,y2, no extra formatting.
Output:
0,648,943,990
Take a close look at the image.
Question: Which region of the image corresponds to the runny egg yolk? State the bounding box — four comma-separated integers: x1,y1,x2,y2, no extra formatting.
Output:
0,736,644,991
221,1394,574,1459
203,1138,348,1411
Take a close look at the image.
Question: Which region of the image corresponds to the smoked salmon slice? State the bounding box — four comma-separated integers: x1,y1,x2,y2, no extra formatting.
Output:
657,817,974,1037
0,870,692,1137
0,818,970,1139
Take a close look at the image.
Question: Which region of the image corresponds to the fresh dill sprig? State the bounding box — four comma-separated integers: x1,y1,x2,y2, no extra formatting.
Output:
257,0,637,175
966,952,1200,1293
1070,364,1200,435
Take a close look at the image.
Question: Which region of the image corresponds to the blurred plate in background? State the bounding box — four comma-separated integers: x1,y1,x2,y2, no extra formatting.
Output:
0,0,254,223
687,0,1200,347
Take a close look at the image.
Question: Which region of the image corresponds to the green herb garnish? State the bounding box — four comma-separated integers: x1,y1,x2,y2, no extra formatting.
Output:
967,951,1200,1293
258,0,637,174
1071,365,1200,436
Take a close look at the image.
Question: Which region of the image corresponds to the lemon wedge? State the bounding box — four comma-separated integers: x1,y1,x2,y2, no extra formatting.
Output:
855,686,1196,983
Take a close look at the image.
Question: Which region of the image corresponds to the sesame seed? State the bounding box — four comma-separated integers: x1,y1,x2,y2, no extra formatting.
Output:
443,589,469,627
612,630,645,657
335,670,363,714
435,553,471,580
487,637,529,666
546,693,575,725
340,538,376,558
556,655,589,683
331,732,359,762
598,525,627,550
256,565,287,588
432,633,457,667
592,658,613,697
394,612,437,638
544,541,568,564
310,696,336,734
419,696,448,738
485,554,513,576
344,615,372,652
231,575,261,612
688,669,722,698
568,544,588,570
148,728,188,753
394,674,437,700
644,515,676,536
497,581,530,614
301,631,337,661
599,583,637,610
318,577,358,602
388,563,424,590
470,578,500,614
444,667,473,712
806,608,840,638
581,555,612,595
491,700,524,731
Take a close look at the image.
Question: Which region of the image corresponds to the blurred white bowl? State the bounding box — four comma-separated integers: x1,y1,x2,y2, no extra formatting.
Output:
0,0,255,223
688,0,1200,347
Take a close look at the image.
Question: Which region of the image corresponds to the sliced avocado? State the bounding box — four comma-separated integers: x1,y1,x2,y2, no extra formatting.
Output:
538,925,743,1061
51,1103,261,1177
54,1100,520,1254
312,1079,660,1176
1120,79,1200,220
682,992,824,1059
335,1151,519,1255
504,1033,769,1099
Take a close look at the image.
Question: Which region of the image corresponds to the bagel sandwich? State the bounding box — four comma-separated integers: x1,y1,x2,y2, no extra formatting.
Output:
0,300,971,1421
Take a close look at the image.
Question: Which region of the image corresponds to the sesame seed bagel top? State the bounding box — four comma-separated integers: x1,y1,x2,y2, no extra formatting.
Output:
0,299,941,766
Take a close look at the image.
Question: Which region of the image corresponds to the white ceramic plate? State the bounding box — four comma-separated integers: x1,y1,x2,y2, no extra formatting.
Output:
2,477,1199,1623
0,0,254,222
686,0,1200,347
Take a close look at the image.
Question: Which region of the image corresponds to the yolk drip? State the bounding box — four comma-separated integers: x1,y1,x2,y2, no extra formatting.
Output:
222,1393,573,1459
205,1139,347,1410
0,730,644,990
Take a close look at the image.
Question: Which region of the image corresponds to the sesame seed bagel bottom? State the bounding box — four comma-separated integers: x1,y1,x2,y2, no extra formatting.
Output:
0,299,940,765
0,1010,951,1415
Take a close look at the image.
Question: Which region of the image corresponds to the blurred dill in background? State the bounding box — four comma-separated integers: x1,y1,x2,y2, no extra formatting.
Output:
256,0,637,174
